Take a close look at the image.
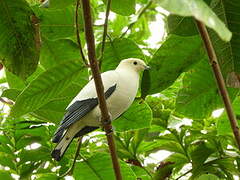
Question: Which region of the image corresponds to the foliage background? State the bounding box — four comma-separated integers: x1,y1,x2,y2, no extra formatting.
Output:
0,0,240,179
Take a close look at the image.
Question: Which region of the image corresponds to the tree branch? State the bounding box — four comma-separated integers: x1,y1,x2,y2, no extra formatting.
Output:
195,20,240,149
0,97,14,105
81,0,122,179
120,0,153,38
75,0,88,66
99,0,112,68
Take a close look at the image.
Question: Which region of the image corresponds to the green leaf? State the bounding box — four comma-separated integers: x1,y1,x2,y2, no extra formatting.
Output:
1,89,21,101
189,141,215,169
19,162,41,180
5,70,25,90
49,0,75,9
0,152,16,170
0,170,14,180
196,174,219,180
208,0,240,87
176,59,238,119
104,0,136,16
217,98,240,135
0,0,40,79
167,16,198,36
100,38,145,72
19,146,50,164
73,153,136,180
39,7,83,40
33,83,83,123
40,38,81,69
113,99,152,132
141,35,203,97
35,173,59,180
158,0,232,41
11,60,88,117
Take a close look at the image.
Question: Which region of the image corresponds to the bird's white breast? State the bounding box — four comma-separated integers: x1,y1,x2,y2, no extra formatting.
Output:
68,68,139,126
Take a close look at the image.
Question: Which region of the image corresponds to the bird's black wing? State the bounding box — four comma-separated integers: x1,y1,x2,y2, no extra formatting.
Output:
52,84,116,143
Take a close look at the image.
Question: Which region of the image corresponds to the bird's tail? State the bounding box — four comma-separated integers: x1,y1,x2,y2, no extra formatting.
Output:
51,124,84,161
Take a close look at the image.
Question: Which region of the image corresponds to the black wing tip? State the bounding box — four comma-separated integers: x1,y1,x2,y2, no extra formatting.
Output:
51,149,62,161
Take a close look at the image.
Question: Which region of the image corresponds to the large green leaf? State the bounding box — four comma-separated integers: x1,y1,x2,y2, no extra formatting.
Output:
167,16,198,36
0,170,14,180
217,97,240,135
158,0,232,41
11,60,88,117
189,141,215,169
39,6,83,40
196,174,219,180
100,38,145,71
49,0,75,9
208,0,240,87
103,0,136,16
33,83,84,123
73,153,136,180
176,59,238,119
0,0,40,79
40,38,81,69
141,35,203,97
113,99,152,132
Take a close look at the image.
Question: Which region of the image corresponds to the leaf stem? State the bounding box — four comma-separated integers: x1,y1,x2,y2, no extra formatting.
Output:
75,0,88,66
195,20,240,149
81,0,122,179
99,0,112,68
60,137,83,177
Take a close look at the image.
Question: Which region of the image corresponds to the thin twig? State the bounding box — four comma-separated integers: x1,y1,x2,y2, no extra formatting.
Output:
75,0,88,66
120,0,153,38
175,169,192,180
60,137,83,177
196,20,240,149
99,0,112,68
0,97,14,105
81,0,122,179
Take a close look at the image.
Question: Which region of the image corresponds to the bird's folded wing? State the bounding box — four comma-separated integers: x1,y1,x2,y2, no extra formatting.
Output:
52,84,116,142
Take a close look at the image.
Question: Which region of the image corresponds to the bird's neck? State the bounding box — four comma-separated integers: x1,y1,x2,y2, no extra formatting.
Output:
115,67,140,84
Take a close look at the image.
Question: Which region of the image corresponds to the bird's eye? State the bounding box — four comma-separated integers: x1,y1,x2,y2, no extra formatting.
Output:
133,61,137,65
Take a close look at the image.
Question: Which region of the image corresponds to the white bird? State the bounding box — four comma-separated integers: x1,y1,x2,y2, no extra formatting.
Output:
51,58,149,161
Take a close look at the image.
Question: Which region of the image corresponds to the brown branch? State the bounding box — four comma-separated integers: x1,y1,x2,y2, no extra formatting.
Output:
0,97,14,105
120,0,153,38
196,20,240,149
81,0,122,179
99,0,112,68
75,0,88,66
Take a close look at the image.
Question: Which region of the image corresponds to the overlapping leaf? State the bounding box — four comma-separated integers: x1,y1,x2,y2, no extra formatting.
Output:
73,153,136,180
0,0,40,79
39,6,83,40
113,99,152,131
141,35,203,97
158,0,232,41
176,59,238,119
11,60,88,117
100,38,145,71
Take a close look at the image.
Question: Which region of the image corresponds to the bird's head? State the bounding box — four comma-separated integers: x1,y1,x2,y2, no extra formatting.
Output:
117,58,150,73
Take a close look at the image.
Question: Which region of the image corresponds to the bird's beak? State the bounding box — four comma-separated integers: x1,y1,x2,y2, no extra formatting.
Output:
144,65,151,70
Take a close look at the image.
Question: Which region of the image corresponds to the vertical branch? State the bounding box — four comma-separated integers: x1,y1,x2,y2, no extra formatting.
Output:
195,20,240,149
99,0,112,68
75,0,88,66
81,0,122,179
